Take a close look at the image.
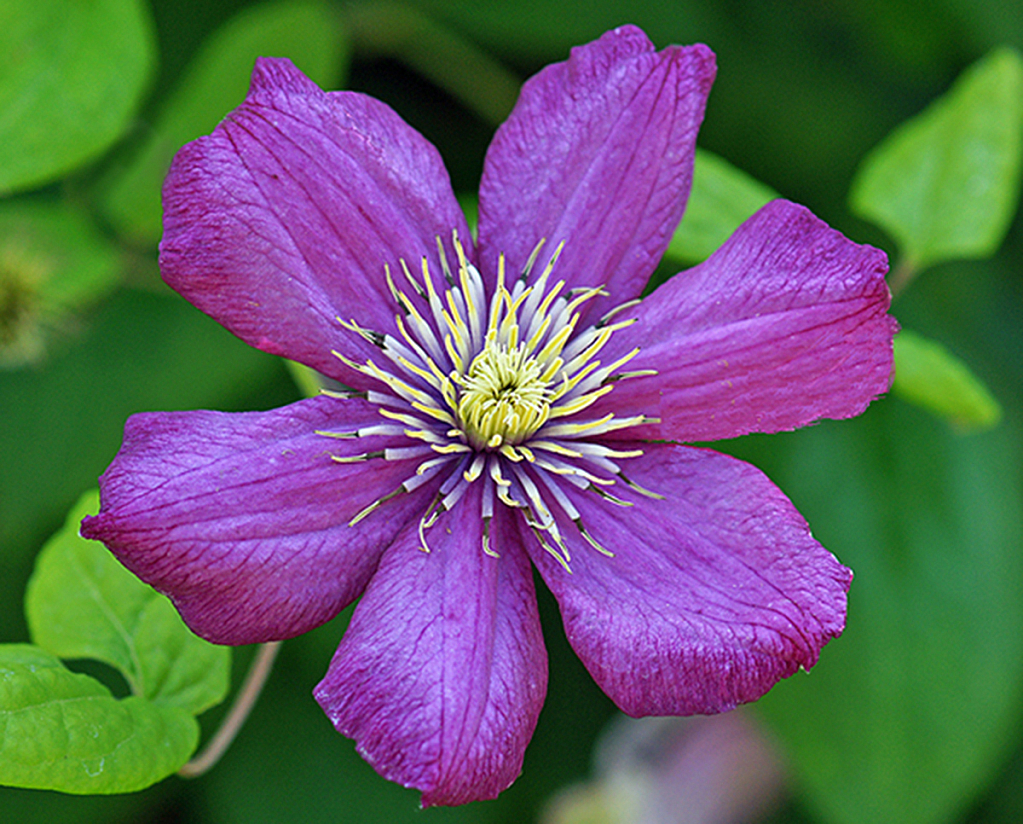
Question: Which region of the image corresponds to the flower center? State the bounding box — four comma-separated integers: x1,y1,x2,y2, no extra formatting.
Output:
457,342,550,449
319,232,661,567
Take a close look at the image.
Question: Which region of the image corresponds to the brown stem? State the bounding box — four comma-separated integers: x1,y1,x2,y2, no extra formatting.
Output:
178,641,282,778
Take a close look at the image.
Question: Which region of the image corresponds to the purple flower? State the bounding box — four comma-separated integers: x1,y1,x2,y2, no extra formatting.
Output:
82,26,895,806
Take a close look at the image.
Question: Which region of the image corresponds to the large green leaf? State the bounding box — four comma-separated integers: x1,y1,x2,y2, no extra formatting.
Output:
850,48,1023,271
0,0,155,194
26,491,229,715
101,0,348,243
0,644,197,794
665,148,778,266
893,328,1002,431
753,402,1023,824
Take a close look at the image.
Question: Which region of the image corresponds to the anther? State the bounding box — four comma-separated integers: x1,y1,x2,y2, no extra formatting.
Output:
618,472,665,500
575,519,615,557
330,450,385,464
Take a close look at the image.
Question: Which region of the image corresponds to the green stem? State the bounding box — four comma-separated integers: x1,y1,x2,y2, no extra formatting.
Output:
344,1,521,127
178,641,282,778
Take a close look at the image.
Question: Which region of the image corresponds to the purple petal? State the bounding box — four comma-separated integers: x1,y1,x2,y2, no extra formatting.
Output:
315,489,547,806
593,199,896,442
478,26,715,318
159,57,472,387
523,444,851,716
81,396,439,644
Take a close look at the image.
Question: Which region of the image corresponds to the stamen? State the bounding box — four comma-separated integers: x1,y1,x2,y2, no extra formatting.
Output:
528,440,583,458
597,298,641,327
349,487,406,526
399,258,426,299
431,442,472,454
418,497,441,553
436,236,455,286
413,456,455,479
572,442,645,460
327,232,657,557
410,401,455,426
533,466,580,520
529,524,572,572
618,472,666,500
481,516,499,557
588,484,633,507
318,388,368,400
384,445,435,461
521,238,547,282
330,450,384,464
384,263,403,306
464,453,486,482
512,466,554,529
489,456,512,487
606,369,659,382
337,317,385,348
532,453,616,487
519,241,565,328
576,519,615,557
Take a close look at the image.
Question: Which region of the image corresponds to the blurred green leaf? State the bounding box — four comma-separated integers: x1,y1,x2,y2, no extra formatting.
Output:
0,644,197,793
26,491,230,715
753,403,1023,824
285,359,329,398
193,586,615,823
346,1,521,127
101,0,349,243
665,148,778,266
893,329,1002,431
0,200,122,368
0,0,155,194
456,192,479,237
0,286,296,699
407,0,722,62
850,47,1023,271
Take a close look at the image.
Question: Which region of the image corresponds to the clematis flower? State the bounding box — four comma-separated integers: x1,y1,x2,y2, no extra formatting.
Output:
82,26,895,806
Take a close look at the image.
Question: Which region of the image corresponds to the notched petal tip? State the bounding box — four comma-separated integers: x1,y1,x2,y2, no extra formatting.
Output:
592,198,898,442
315,498,547,806
80,398,439,646
246,55,322,99
159,53,470,388
479,27,718,319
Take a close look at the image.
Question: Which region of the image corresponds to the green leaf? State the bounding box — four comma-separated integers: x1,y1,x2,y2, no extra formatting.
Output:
0,200,122,369
101,0,349,243
893,329,1002,431
752,403,1023,824
457,192,479,239
0,644,197,793
0,287,293,634
404,0,720,63
26,491,230,715
346,1,521,128
0,0,156,194
665,149,778,266
850,48,1023,271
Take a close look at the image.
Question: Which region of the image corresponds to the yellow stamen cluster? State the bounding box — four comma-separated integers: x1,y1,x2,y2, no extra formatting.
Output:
457,343,551,449
320,231,660,568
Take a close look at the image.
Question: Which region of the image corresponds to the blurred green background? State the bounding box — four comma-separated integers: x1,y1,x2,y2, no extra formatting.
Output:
2,1,1023,822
